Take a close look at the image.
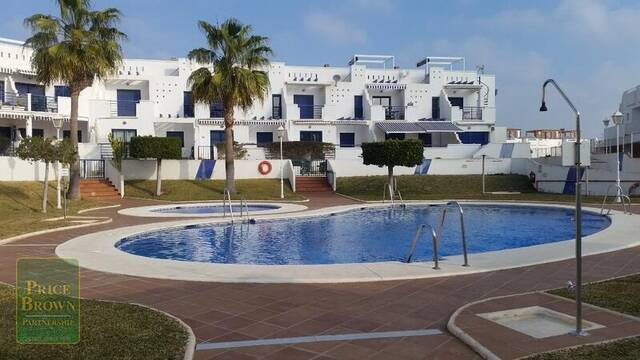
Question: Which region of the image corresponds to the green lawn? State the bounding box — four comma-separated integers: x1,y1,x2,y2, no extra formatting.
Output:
125,179,305,201
0,182,106,239
0,283,188,360
337,175,603,203
527,275,640,359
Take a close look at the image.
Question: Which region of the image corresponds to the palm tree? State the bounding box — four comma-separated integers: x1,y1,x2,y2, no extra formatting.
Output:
189,18,272,193
24,0,126,199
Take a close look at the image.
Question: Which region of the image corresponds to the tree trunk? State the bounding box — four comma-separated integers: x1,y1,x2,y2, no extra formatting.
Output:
224,106,236,194
387,166,395,201
66,87,81,199
42,161,49,213
156,159,162,196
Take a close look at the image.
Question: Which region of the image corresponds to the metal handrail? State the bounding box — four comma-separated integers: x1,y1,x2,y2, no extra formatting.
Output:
405,224,439,269
600,184,632,215
436,201,470,267
239,196,250,222
222,189,234,223
382,181,405,207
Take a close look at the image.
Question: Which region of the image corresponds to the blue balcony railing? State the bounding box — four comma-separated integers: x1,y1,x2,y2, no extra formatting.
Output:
107,100,139,117
0,91,59,112
297,105,323,119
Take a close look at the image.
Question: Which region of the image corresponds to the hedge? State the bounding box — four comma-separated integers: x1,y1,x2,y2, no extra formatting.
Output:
129,136,182,160
361,139,424,168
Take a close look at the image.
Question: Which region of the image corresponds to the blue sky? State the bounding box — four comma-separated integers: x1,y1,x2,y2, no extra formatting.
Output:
3,0,640,137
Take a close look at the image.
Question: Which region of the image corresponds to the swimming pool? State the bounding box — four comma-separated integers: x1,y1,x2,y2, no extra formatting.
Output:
151,204,280,215
116,204,610,265
117,202,307,217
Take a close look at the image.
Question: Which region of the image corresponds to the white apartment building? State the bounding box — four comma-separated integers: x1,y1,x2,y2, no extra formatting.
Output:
601,84,640,158
0,37,497,161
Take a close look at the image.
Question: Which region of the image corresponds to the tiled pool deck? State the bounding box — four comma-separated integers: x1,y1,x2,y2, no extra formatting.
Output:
1,195,639,359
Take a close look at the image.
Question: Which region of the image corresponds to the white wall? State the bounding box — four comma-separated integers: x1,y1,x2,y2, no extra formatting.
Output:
121,159,289,180
0,157,57,181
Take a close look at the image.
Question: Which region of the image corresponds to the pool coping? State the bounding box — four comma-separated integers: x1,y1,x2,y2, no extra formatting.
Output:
56,201,640,283
117,202,308,218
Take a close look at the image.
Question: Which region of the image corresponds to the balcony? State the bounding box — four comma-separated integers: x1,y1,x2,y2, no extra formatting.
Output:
0,91,59,113
383,105,405,120
297,104,323,120
461,107,483,121
107,99,140,117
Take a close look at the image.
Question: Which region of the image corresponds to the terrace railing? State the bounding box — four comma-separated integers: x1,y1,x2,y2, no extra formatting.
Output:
80,159,105,179
461,107,483,121
292,159,327,176
107,99,139,117
383,106,405,120
1,91,28,111
297,105,323,120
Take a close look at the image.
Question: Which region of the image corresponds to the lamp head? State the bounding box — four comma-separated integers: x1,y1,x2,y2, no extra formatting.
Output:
539,101,548,112
611,111,624,125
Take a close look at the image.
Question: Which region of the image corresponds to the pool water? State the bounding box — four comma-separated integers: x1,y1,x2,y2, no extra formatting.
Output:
151,204,280,214
117,205,610,265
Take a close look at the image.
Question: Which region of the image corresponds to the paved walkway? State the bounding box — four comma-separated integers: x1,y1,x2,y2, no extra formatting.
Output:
1,196,639,359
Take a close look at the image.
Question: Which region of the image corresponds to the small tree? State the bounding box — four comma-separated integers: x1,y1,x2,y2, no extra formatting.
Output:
108,133,125,196
129,136,181,196
361,139,424,193
16,137,75,212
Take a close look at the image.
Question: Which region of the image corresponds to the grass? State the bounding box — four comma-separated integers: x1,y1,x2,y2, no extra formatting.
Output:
0,283,188,360
0,182,106,239
125,179,305,201
337,174,604,203
526,275,640,359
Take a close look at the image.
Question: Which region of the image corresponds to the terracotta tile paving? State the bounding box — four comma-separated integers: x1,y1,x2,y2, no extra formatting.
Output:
452,292,640,359
0,196,639,359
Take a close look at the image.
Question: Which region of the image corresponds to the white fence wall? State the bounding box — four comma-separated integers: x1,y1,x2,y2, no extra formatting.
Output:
0,157,57,181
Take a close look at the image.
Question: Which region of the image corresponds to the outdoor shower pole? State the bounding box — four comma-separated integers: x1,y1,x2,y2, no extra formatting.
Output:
540,79,585,336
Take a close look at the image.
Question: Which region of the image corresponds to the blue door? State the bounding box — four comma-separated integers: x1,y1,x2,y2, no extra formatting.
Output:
183,91,194,117
210,101,224,118
300,131,322,142
354,96,363,119
117,89,141,116
54,85,71,100
294,95,314,119
458,131,489,145
340,133,355,147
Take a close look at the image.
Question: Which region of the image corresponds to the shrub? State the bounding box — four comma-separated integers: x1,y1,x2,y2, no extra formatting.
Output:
361,139,424,194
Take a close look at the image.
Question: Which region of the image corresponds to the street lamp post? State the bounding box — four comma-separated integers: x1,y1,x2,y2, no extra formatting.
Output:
277,125,285,199
539,79,586,336
612,111,624,201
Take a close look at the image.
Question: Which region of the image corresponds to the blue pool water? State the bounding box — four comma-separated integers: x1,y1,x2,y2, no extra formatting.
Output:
117,205,610,265
151,204,280,214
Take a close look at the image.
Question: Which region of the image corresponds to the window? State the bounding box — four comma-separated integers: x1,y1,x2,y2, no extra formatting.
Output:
111,129,136,143
418,133,432,147
183,91,194,117
300,131,322,142
116,89,141,116
256,132,273,147
431,97,440,119
209,101,224,118
372,96,391,107
63,130,83,143
54,85,71,100
339,133,355,147
166,131,184,147
210,130,226,145
449,97,464,109
385,133,405,140
32,129,44,137
272,94,282,119
354,96,363,120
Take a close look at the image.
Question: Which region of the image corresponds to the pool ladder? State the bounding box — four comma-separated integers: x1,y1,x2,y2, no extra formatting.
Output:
600,184,632,215
405,201,469,269
222,189,251,223
383,181,405,208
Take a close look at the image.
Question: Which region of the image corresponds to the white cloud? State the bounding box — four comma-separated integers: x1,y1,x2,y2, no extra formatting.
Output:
555,0,640,42
304,13,367,45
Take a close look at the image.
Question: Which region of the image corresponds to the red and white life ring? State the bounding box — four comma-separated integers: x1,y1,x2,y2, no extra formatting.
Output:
258,160,272,175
